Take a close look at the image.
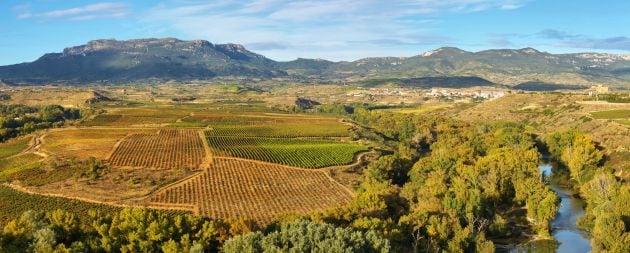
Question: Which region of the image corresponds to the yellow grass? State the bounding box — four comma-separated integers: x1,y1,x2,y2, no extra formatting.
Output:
2,89,94,108
381,104,453,114
0,135,31,159
42,128,155,159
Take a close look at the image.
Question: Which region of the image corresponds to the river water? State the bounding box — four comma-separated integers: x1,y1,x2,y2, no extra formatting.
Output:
502,164,591,253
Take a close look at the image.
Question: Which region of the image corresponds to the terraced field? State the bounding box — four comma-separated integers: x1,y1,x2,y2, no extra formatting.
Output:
205,135,367,168
147,157,354,224
109,129,207,169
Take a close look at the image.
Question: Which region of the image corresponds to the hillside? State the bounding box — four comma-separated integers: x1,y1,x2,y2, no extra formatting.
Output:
0,38,285,84
1,38,630,87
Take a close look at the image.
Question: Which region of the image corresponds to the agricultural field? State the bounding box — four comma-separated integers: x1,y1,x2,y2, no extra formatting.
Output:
81,114,123,126
376,103,453,114
206,135,367,168
84,107,200,126
0,185,121,225
0,135,30,159
207,120,349,137
42,128,155,159
0,88,95,108
590,109,630,119
109,128,208,169
0,153,47,186
31,166,197,204
147,157,354,224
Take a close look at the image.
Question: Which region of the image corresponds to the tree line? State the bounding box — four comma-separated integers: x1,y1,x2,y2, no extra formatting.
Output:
0,104,82,142
544,130,629,253
2,104,627,252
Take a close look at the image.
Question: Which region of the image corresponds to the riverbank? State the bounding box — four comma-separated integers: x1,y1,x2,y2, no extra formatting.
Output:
500,163,591,253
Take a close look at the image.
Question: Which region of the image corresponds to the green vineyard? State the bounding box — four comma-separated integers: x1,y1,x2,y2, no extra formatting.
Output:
207,122,350,138
205,134,368,168
0,185,121,224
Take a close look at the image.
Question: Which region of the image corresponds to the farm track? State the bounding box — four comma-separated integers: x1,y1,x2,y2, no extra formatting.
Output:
3,117,374,223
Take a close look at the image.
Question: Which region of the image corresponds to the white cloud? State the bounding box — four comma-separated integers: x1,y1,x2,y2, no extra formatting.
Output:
16,2,129,21
140,0,530,60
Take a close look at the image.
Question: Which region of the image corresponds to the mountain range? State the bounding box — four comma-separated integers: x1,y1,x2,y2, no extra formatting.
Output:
1,38,629,88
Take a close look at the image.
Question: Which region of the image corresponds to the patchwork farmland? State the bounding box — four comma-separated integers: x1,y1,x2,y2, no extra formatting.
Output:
1,103,369,227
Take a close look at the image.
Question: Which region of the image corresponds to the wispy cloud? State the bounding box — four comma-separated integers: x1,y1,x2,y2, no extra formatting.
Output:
537,29,579,40
538,29,630,51
16,2,129,21
141,0,527,60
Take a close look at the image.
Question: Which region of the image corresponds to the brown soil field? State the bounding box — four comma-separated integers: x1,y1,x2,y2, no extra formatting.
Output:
147,157,354,224
42,128,155,160
28,167,196,205
109,128,207,169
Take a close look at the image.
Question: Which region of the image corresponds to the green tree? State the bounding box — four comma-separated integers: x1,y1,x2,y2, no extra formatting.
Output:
561,134,602,184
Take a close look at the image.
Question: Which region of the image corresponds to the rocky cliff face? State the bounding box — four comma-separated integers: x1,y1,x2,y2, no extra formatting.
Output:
0,38,284,84
1,38,629,87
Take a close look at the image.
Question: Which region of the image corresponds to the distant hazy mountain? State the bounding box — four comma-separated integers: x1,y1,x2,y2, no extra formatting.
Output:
1,38,629,87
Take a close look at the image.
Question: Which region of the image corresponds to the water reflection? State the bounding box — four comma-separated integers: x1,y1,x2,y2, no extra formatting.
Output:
501,164,591,253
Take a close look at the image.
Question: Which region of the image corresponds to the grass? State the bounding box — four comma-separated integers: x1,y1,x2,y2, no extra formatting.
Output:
590,109,630,119
0,153,45,182
205,135,368,168
615,119,630,126
168,121,208,127
43,129,155,159
0,135,31,159
82,114,122,126
12,165,82,187
377,104,453,114
1,89,94,108
91,107,199,126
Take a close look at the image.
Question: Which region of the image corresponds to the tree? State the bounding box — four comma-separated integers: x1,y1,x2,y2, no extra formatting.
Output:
561,134,602,184
222,220,390,253
591,214,630,253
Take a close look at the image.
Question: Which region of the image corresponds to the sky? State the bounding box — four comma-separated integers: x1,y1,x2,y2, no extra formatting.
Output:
1,0,630,65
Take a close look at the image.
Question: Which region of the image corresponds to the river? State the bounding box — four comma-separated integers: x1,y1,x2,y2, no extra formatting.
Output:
501,163,591,253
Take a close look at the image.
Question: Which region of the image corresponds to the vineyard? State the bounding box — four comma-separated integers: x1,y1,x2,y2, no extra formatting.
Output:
0,153,44,182
0,185,121,224
205,135,367,168
206,120,349,137
109,129,207,169
89,107,200,126
147,157,354,224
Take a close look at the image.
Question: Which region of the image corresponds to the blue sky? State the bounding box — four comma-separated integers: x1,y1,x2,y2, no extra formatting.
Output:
1,0,629,65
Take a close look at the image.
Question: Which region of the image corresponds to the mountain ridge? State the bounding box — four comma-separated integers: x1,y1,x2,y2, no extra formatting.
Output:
1,38,629,87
